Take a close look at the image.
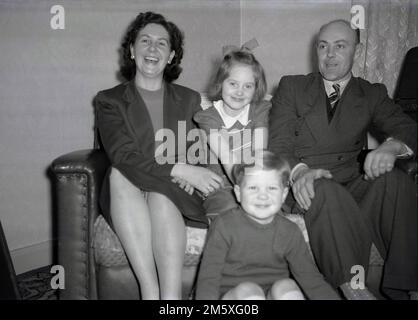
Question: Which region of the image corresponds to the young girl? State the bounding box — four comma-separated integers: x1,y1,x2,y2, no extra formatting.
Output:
194,49,271,216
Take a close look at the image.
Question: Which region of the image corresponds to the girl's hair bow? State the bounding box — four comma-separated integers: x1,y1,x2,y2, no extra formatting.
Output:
222,38,259,56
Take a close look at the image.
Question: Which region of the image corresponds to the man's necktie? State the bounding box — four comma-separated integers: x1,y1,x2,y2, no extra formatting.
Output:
329,83,340,107
327,83,340,122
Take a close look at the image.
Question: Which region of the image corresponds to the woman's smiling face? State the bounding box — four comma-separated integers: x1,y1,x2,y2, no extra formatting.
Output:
130,23,175,81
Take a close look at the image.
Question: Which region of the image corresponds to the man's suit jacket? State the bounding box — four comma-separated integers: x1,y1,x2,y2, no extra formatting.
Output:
269,72,417,184
95,80,208,228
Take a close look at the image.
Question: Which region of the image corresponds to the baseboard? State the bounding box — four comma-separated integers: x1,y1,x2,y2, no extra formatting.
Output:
10,240,53,275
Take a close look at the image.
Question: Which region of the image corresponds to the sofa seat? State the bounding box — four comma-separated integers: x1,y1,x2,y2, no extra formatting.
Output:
92,211,384,299
51,146,399,300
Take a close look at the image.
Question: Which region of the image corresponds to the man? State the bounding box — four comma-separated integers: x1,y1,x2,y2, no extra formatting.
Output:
269,19,417,300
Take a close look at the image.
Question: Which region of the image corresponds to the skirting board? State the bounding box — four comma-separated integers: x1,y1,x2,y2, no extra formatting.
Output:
10,240,53,275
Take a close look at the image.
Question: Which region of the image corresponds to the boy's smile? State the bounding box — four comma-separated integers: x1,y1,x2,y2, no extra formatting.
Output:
234,168,289,224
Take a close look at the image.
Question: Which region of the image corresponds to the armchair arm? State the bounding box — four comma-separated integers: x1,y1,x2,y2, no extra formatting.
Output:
50,149,110,299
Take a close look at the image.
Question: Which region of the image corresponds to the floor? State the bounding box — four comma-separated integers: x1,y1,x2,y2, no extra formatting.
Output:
17,265,57,300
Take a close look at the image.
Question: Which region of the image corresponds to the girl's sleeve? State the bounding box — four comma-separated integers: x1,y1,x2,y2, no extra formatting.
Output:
251,100,272,128
193,108,224,134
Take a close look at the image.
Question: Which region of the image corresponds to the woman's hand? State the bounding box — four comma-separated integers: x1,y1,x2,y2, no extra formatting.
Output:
171,164,223,195
171,177,195,195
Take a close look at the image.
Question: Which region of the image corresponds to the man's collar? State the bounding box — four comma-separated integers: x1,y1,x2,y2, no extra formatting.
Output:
323,73,352,95
213,100,250,128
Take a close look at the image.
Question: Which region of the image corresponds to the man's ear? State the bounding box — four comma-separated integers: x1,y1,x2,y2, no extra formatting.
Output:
234,185,241,203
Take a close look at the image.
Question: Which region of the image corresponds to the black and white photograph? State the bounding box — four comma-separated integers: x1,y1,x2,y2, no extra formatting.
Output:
0,0,417,310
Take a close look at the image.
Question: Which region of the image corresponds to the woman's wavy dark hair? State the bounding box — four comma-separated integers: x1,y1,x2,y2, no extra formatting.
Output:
119,11,184,82
207,50,267,105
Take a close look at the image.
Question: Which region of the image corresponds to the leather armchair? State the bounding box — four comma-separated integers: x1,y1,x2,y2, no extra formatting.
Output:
51,149,108,299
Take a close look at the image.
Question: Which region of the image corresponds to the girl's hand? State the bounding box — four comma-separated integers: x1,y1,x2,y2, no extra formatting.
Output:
171,164,223,195
171,177,195,195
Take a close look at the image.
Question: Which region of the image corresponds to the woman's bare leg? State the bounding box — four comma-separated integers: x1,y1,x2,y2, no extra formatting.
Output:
148,192,186,300
109,168,159,299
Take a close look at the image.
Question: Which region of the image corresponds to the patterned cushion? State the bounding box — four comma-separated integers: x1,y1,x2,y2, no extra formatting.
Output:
200,93,213,110
93,215,206,268
93,212,382,269
93,216,128,267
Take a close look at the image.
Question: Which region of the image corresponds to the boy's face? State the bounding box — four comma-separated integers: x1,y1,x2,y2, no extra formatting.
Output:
234,168,289,224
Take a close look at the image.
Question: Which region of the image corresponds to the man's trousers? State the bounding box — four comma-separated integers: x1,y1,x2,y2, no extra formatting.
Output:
291,169,418,299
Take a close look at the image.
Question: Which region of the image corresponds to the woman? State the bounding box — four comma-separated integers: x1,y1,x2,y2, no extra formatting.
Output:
95,11,222,300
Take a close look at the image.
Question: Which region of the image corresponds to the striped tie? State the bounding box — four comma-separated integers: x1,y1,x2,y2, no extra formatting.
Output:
326,83,340,122
328,83,340,108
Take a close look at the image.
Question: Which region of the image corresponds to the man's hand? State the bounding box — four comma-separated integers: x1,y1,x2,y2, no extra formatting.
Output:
363,139,404,180
292,167,333,210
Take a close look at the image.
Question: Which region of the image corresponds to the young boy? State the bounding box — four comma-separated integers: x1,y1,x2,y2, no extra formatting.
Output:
195,151,340,300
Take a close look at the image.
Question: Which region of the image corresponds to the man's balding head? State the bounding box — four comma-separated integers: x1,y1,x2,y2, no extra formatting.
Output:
318,20,360,45
316,20,362,82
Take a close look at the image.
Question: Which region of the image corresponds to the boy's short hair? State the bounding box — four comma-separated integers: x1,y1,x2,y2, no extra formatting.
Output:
232,150,291,188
